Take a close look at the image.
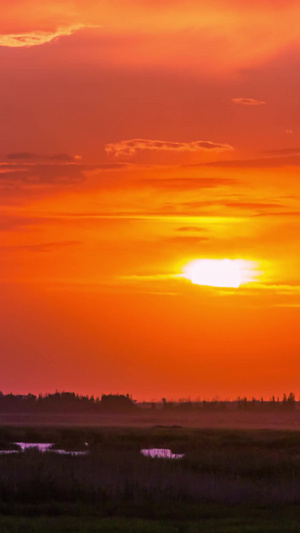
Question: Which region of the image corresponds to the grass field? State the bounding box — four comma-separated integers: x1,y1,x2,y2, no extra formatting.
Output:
2,509,300,532
2,425,300,530
1,410,300,429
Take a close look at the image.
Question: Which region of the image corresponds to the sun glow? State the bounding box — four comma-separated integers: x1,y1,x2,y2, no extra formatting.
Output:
183,259,255,288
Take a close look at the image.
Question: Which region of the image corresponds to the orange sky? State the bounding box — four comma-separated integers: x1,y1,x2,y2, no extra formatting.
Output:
1,0,300,400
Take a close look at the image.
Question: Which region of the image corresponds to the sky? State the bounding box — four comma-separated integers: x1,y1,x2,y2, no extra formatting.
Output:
1,0,300,400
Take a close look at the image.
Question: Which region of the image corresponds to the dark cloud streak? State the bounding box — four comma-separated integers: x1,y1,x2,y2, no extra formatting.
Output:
6,152,81,162
204,155,300,168
135,177,236,190
0,241,81,252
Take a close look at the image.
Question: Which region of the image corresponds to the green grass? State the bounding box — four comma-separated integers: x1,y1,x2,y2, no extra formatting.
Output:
0,516,177,532
1,511,300,533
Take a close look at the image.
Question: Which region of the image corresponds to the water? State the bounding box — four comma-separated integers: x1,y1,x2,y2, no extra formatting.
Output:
50,449,88,456
0,444,183,459
15,442,53,452
0,443,88,455
0,450,19,454
140,448,184,459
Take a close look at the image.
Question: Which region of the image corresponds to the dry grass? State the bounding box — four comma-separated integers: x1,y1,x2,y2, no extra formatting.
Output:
1,410,300,429
1,427,300,508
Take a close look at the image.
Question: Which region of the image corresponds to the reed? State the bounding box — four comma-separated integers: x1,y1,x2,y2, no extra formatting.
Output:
1,427,300,508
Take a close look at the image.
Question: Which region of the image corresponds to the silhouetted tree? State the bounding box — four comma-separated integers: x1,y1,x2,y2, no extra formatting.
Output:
100,394,137,412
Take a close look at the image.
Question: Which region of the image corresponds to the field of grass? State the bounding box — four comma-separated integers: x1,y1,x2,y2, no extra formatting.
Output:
2,509,300,532
2,427,300,506
2,426,300,529
0,516,176,533
1,409,300,429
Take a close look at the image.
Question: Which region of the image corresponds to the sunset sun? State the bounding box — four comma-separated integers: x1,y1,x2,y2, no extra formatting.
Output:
183,259,250,288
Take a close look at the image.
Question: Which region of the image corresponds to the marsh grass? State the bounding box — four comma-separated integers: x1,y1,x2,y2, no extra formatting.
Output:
2,510,300,532
0,516,178,532
1,427,300,509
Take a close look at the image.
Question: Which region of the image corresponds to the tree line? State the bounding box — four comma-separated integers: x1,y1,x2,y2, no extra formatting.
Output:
0,391,297,413
160,393,297,411
0,392,137,413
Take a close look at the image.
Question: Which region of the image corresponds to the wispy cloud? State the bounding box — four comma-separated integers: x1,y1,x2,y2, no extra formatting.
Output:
261,148,300,156
106,139,234,157
1,241,80,252
205,155,300,168
232,97,266,106
6,153,82,162
0,154,130,190
0,154,86,190
256,284,300,295
176,226,205,233
136,177,236,190
253,211,300,218
0,164,85,184
0,24,85,48
224,201,284,210
158,235,207,247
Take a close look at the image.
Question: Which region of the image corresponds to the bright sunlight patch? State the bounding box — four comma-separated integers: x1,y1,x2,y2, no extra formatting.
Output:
183,259,255,288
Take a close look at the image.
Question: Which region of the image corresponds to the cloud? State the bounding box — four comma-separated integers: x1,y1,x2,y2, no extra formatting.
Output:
0,164,26,172
0,25,85,48
176,227,205,232
137,177,236,190
1,241,81,252
0,216,39,231
261,148,300,156
6,153,35,161
253,211,300,218
0,158,133,196
224,201,284,210
94,163,129,170
50,154,82,162
205,155,300,168
254,283,300,295
1,154,77,183
0,164,85,184
159,235,207,247
163,200,286,216
232,98,266,106
105,139,234,157
6,153,82,162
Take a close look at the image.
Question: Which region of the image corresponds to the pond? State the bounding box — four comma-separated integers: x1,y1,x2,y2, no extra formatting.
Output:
0,443,88,456
0,444,184,459
140,448,184,459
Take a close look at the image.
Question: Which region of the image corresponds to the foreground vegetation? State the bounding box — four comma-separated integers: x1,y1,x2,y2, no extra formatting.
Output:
2,509,300,532
2,427,300,530
1,427,300,506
